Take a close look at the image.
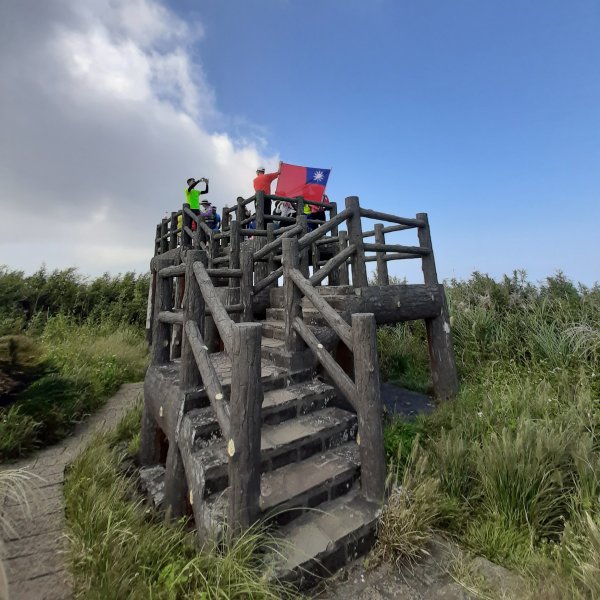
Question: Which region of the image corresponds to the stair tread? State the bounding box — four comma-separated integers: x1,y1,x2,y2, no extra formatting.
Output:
207,352,286,384
194,407,356,464
206,443,360,517
275,488,380,573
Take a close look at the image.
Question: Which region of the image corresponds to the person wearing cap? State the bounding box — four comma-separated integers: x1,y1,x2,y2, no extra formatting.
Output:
253,164,280,216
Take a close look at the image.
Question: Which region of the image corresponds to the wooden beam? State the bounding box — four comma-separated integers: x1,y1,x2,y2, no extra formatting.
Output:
359,207,426,228
363,242,430,256
158,310,183,324
253,265,283,294
309,244,356,287
297,208,352,249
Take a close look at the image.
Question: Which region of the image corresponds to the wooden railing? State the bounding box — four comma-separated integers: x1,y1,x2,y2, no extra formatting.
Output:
282,236,385,502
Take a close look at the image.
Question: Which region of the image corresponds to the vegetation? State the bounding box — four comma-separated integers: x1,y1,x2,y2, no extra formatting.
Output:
377,271,600,598
64,404,298,600
0,266,149,460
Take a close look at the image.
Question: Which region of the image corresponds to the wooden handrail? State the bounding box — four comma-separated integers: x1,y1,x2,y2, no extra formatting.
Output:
158,311,183,324
184,320,231,438
183,205,199,222
289,268,353,350
362,223,413,238
363,242,430,256
253,224,302,261
309,244,356,286
359,208,426,228
253,265,283,294
297,207,352,249
159,264,186,278
193,260,234,355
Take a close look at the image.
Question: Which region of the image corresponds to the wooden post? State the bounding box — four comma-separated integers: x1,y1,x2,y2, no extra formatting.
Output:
345,197,368,288
352,313,385,502
170,274,184,359
139,404,162,466
417,213,459,400
208,231,218,269
146,268,157,344
182,203,192,247
338,230,350,286
155,224,161,255
283,238,304,353
151,259,173,365
236,197,244,227
297,214,310,278
255,237,268,285
266,223,276,282
229,220,241,322
222,206,230,231
160,218,169,254
255,190,266,232
374,223,389,286
181,250,205,390
169,212,178,250
202,252,218,352
227,322,263,534
328,203,340,286
240,245,254,322
311,241,321,285
164,441,188,520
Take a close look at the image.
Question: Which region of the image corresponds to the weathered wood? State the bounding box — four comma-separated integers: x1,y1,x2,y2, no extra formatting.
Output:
297,208,352,249
359,207,426,228
240,228,268,237
229,220,241,288
169,212,178,250
184,320,231,437
297,215,310,278
236,196,244,226
228,322,263,534
205,268,242,279
151,258,173,365
426,285,459,401
180,250,205,389
145,270,156,344
416,212,438,285
266,223,276,280
328,204,340,285
311,241,320,285
155,224,162,255
289,268,353,350
139,404,162,466
265,214,296,224
160,218,169,254
363,242,430,256
253,224,301,260
315,236,340,246
352,313,385,502
222,206,230,231
158,310,183,324
283,238,304,353
183,225,195,242
362,223,413,238
181,203,192,247
240,245,254,322
293,317,357,408
164,442,187,519
159,264,186,278
309,244,356,287
338,231,350,286
253,266,283,294
255,190,266,232
274,222,301,236
345,197,368,288
374,224,389,286
382,253,422,261
255,238,269,284
193,260,233,355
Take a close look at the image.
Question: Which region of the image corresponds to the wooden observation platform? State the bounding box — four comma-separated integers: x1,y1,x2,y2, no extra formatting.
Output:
142,192,458,585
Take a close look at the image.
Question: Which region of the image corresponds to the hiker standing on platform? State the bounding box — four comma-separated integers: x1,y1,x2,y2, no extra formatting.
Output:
253,165,280,216
185,177,209,217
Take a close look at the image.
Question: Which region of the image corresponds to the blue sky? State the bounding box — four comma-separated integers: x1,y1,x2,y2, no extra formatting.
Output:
173,0,600,284
1,0,598,283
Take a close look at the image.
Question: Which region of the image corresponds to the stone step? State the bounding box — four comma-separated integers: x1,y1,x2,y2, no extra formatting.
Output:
262,320,287,341
180,380,339,452
274,488,380,588
201,443,361,534
195,407,358,497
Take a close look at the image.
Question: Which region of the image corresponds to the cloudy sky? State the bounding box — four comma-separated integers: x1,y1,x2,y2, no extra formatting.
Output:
1,0,599,283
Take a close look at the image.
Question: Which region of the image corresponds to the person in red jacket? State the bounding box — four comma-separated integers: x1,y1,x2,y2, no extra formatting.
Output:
253,164,280,216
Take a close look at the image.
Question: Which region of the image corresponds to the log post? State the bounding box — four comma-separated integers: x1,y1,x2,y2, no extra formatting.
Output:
170,274,184,359
227,322,263,534
311,241,321,285
255,237,268,285
160,218,169,254
374,223,389,286
240,244,254,322
229,220,241,322
345,197,368,288
283,238,304,353
255,190,266,232
139,404,162,466
222,206,230,231
297,214,310,278
169,211,178,250
338,230,350,286
146,268,157,344
155,224,161,255
164,441,188,520
417,213,459,400
202,252,219,352
328,203,340,286
182,203,192,247
266,223,276,281
208,231,218,269
181,250,205,390
352,313,385,502
236,197,244,228
151,259,173,365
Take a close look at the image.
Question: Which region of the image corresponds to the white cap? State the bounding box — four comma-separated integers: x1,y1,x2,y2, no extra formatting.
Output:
257,166,265,172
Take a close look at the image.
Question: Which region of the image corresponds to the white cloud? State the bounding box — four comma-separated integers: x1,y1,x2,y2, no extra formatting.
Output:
0,0,276,275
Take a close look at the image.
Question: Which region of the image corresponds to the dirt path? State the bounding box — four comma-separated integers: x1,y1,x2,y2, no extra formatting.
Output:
0,382,143,600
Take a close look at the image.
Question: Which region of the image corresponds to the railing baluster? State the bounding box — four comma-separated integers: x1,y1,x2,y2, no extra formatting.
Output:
338,230,350,286
345,196,368,287
374,223,389,286
283,238,304,353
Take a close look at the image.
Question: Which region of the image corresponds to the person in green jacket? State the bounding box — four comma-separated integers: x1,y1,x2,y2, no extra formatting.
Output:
185,177,209,212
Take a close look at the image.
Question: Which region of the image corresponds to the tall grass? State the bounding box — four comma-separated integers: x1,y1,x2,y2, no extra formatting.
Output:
378,271,600,597
64,407,298,600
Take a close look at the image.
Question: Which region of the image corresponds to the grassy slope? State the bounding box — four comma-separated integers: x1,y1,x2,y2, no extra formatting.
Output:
377,272,600,598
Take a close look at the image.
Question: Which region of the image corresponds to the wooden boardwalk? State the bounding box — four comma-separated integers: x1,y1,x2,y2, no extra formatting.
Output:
0,383,143,600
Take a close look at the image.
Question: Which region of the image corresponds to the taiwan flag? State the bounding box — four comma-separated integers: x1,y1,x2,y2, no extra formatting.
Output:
275,162,331,201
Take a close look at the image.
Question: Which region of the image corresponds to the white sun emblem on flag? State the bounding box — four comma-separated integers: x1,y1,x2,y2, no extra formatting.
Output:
312,170,324,182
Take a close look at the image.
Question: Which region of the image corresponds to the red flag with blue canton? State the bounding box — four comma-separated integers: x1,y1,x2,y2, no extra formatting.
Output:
275,162,331,201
